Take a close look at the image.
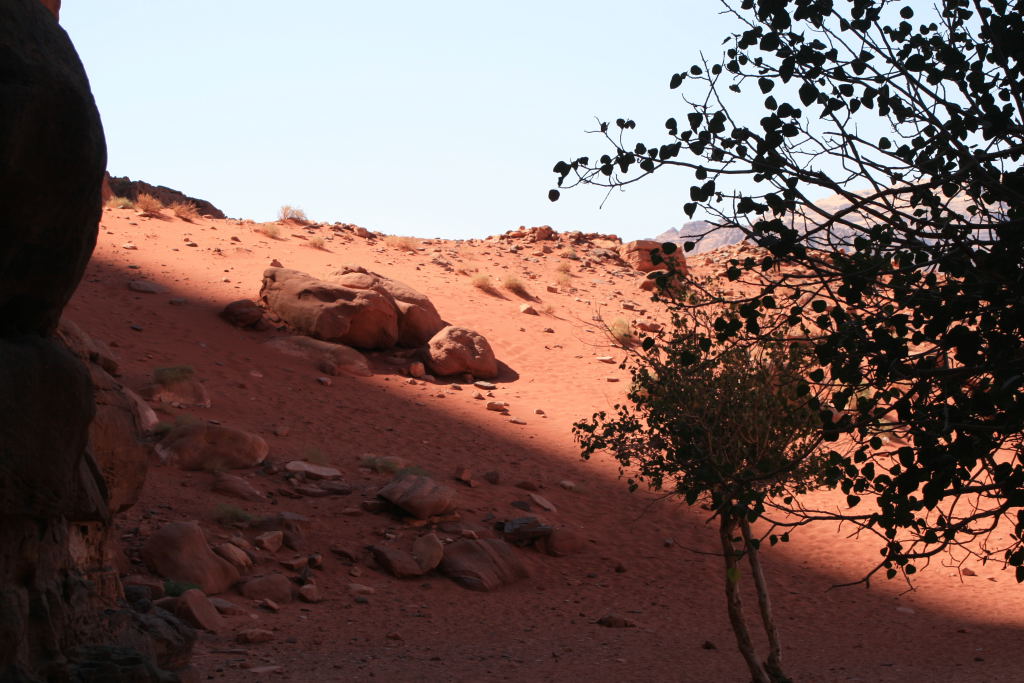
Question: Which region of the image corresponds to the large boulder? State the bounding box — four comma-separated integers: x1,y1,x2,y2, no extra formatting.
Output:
142,521,240,595
618,240,687,274
0,0,105,337
260,267,399,349
265,335,371,377
426,326,498,379
156,423,268,471
329,266,445,347
439,538,530,591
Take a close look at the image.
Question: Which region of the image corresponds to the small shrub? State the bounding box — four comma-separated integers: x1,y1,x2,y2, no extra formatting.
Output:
608,317,633,346
170,200,199,222
308,235,327,250
135,193,164,215
556,261,573,274
153,365,195,386
163,580,201,597
471,273,499,295
278,205,308,222
254,223,282,239
559,248,578,261
557,273,573,288
105,195,134,209
214,503,252,525
384,235,419,252
502,274,530,297
359,454,404,474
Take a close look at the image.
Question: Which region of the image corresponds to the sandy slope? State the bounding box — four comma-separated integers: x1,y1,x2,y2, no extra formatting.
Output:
65,207,1024,682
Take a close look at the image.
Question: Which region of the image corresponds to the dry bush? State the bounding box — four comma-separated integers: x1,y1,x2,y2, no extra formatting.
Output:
170,200,199,222
278,205,308,222
384,235,419,252
557,273,573,288
153,365,195,386
254,223,282,239
608,317,633,346
502,274,530,297
308,235,327,250
472,273,499,295
105,196,134,209
135,193,164,215
555,261,572,274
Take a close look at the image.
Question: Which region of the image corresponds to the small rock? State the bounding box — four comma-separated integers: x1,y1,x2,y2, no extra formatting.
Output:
528,492,557,512
486,401,507,412
254,531,284,553
408,361,426,378
209,597,247,616
509,418,526,425
122,242,138,250
597,614,636,628
128,280,164,294
270,259,283,267
519,304,538,315
241,574,295,604
473,381,497,390
348,583,376,596
285,460,342,480
298,583,322,603
596,356,615,363
606,377,620,383
558,480,576,491
237,629,274,644
316,376,333,386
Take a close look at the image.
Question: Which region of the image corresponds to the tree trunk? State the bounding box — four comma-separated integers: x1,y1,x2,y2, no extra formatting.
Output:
720,514,770,683
740,518,789,683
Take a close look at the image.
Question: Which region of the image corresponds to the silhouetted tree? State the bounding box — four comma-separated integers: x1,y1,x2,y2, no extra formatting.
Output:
555,0,1024,599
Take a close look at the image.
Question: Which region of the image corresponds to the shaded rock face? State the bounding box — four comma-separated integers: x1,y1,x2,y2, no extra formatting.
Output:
0,4,191,680
260,267,400,349
0,0,105,338
106,175,226,219
142,522,240,595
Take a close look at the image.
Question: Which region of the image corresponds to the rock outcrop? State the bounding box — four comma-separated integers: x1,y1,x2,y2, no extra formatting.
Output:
107,175,226,219
260,267,400,349
329,265,446,347
0,3,192,679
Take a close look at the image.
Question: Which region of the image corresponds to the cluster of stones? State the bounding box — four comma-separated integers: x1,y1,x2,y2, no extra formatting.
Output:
223,264,500,380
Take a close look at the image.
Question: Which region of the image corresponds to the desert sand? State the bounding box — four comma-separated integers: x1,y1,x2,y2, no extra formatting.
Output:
65,206,1024,682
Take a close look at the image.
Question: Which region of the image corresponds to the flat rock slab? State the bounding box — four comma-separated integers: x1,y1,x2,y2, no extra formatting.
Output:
377,474,456,519
284,460,342,479
439,538,529,592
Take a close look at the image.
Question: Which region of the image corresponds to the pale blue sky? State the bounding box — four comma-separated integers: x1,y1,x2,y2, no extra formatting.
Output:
62,2,757,240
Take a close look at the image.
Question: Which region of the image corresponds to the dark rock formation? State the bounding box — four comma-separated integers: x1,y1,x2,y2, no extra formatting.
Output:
107,175,226,219
0,2,191,679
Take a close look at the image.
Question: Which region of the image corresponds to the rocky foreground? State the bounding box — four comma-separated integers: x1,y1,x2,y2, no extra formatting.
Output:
56,204,1024,681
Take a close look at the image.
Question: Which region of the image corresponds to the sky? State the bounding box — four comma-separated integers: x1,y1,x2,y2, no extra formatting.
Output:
62,2,766,241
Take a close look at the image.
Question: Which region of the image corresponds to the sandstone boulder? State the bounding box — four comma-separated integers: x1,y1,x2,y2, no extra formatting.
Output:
239,574,294,604
171,589,225,633
619,240,687,273
329,266,445,347
426,326,498,379
265,335,371,377
142,521,240,595
370,546,424,578
377,475,457,519
260,267,399,349
439,538,529,591
156,423,268,471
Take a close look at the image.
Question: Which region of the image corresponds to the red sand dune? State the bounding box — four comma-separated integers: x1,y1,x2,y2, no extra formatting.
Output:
66,207,1024,681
